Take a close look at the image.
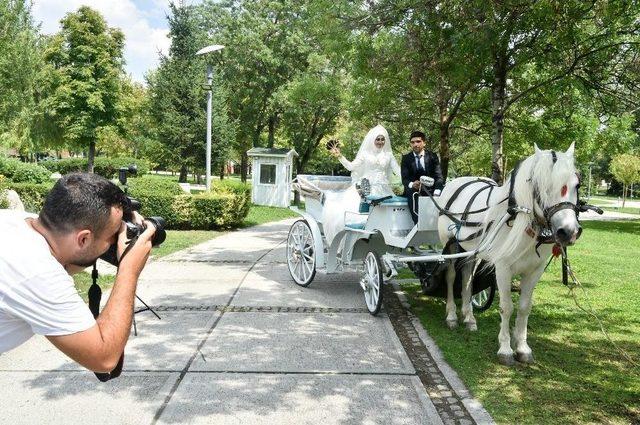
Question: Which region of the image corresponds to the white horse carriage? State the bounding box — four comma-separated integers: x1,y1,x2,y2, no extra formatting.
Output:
286,173,497,316
287,143,603,365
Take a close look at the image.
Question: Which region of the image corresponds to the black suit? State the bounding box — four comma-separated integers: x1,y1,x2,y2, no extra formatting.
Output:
401,150,444,223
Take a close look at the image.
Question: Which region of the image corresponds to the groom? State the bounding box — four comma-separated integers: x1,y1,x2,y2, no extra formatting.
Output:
401,130,444,224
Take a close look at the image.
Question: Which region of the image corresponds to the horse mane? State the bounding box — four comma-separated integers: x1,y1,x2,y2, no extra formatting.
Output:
480,149,575,266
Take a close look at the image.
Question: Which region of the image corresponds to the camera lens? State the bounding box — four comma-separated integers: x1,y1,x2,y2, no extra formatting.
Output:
146,217,166,246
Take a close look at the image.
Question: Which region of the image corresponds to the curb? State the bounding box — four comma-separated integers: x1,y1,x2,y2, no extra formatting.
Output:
390,280,495,425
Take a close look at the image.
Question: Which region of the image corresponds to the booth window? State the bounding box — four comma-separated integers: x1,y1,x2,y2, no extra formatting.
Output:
260,164,276,184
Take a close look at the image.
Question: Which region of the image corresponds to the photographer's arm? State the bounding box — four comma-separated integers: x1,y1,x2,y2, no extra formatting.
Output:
47,224,155,373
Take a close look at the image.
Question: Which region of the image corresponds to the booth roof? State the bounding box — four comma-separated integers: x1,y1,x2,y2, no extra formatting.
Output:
247,147,298,157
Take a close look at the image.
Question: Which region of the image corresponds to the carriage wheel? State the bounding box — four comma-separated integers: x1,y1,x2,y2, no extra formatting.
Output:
471,284,495,312
287,220,316,287
362,251,384,315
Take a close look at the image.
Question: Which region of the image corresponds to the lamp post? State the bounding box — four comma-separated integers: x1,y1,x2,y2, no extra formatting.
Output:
196,44,224,191
587,161,594,201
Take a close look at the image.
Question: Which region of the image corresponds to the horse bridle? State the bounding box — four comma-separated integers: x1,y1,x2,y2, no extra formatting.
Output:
515,150,580,229
431,150,601,247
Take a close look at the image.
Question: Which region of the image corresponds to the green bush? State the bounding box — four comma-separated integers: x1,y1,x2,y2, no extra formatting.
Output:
0,157,52,184
211,180,251,221
132,182,251,230
127,176,183,197
39,157,151,178
191,193,237,229
2,173,251,230
7,182,54,213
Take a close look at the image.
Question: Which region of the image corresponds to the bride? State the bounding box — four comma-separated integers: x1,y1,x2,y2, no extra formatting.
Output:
322,124,401,246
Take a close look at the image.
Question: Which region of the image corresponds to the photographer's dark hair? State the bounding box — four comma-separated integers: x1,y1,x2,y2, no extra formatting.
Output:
410,130,426,141
40,173,127,236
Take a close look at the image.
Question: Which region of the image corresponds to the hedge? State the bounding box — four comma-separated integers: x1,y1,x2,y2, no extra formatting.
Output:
0,157,52,184
39,157,151,179
132,183,251,230
127,176,184,197
5,176,252,230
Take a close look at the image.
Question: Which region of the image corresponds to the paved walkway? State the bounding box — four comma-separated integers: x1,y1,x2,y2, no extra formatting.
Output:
0,219,492,424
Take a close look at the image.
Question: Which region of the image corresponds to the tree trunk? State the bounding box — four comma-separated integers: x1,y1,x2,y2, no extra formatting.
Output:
267,115,276,148
87,141,96,173
179,164,188,183
240,152,248,183
439,106,450,180
491,55,508,184
220,162,225,180
622,184,627,208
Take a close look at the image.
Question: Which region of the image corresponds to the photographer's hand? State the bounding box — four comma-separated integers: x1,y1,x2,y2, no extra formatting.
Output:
116,212,156,276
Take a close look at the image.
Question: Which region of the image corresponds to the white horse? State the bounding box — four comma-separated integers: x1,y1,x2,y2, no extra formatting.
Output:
436,143,582,365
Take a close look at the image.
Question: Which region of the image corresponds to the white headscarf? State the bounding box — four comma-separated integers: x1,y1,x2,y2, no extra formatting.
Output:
350,124,393,182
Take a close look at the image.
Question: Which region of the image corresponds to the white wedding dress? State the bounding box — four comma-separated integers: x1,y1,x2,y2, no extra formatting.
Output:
322,125,401,246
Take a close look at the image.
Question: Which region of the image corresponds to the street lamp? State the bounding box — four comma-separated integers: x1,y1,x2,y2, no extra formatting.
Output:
196,44,224,191
587,161,594,201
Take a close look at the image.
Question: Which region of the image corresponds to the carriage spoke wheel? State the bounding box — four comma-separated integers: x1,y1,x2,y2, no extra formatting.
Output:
287,220,316,287
471,284,495,312
362,251,384,315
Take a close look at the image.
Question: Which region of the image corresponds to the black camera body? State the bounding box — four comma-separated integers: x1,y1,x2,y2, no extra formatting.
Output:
100,166,167,266
122,197,167,245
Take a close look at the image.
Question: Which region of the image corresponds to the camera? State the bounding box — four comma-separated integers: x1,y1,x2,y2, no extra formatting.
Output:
99,166,167,266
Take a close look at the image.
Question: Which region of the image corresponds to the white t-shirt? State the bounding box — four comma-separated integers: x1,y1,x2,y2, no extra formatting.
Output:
0,210,96,353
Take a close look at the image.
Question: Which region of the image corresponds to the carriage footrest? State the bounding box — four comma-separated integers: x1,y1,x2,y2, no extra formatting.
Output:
345,222,366,230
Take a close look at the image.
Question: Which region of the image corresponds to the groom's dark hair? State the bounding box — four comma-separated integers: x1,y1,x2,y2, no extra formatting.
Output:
410,130,426,141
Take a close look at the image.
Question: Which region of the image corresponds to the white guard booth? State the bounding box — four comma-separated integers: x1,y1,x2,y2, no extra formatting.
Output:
247,147,298,207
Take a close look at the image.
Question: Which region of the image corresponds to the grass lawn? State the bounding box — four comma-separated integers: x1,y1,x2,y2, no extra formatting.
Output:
401,220,640,424
73,204,297,299
145,172,242,185
242,204,299,227
591,195,640,204
600,206,640,215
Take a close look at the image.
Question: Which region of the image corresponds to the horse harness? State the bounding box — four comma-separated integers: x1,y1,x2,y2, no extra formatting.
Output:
431,151,582,253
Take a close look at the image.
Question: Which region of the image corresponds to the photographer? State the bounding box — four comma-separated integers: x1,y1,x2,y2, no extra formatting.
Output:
0,173,155,373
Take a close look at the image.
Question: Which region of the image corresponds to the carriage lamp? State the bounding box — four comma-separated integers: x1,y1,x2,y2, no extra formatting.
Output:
419,175,434,188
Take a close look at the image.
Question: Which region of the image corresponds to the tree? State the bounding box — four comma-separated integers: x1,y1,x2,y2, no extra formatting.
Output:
341,0,487,180
0,0,40,153
473,0,640,183
149,2,207,182
277,54,345,175
610,153,640,207
199,0,312,181
41,7,125,171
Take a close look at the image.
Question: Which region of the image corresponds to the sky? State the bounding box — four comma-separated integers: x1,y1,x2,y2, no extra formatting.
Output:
31,0,199,83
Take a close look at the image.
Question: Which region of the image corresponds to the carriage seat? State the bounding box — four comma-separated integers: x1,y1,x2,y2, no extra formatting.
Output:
365,195,408,206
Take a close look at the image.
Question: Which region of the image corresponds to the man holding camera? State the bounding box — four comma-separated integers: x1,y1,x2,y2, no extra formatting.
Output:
0,173,155,373
401,130,445,224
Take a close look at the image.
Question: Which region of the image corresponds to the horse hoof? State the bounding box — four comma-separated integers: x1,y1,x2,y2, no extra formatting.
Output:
516,351,535,364
464,322,477,331
446,319,458,329
497,353,516,366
